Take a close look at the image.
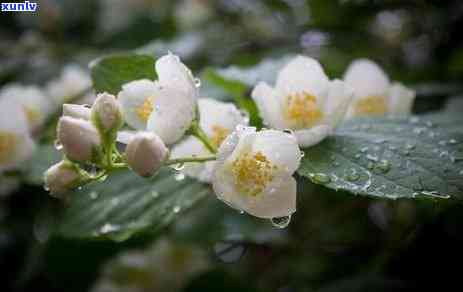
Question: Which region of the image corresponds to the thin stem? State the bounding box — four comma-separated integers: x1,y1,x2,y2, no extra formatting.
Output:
164,155,216,166
189,121,217,154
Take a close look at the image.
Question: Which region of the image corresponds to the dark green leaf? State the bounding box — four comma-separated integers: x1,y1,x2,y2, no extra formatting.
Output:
54,169,211,241
90,54,156,94
298,116,463,200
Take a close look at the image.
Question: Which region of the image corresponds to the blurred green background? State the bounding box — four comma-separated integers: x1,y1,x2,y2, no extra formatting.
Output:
1,1,462,291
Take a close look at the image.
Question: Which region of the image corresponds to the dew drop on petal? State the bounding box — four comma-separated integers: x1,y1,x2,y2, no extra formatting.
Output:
194,78,201,88
270,215,291,229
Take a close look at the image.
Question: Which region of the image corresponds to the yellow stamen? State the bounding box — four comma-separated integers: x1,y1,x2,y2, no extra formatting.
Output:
0,132,17,164
210,125,230,148
23,106,40,125
231,151,276,197
136,97,154,122
353,95,388,116
284,92,323,129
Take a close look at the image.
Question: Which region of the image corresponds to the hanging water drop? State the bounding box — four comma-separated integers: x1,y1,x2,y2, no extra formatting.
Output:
173,206,181,213
270,215,291,229
173,163,185,171
194,77,201,87
54,139,63,150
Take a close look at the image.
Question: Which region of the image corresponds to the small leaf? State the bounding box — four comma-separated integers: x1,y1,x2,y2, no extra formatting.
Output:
298,116,463,200
90,54,156,94
54,169,211,241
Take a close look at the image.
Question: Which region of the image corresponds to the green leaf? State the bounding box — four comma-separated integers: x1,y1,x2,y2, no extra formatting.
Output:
298,116,463,200
53,169,212,241
22,144,62,185
90,54,156,94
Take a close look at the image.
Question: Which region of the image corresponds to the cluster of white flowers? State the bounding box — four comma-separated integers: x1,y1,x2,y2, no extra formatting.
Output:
43,53,415,221
0,65,91,197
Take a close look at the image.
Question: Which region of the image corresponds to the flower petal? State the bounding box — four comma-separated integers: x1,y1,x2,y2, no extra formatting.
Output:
146,87,196,145
343,59,390,99
155,53,197,97
323,79,353,127
117,79,159,130
275,55,329,99
243,174,297,219
197,98,247,138
388,82,415,116
251,82,287,129
294,125,332,147
170,136,215,182
251,129,301,175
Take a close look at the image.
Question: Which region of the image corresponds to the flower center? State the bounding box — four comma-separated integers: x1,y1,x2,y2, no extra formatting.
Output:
231,151,276,197
284,92,323,129
0,131,17,164
136,97,154,122
210,125,230,148
353,95,388,116
23,106,40,125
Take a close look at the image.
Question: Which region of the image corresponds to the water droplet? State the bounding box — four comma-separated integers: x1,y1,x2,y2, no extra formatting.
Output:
173,163,185,171
360,146,369,153
111,197,120,206
405,143,416,150
374,139,386,144
194,78,201,87
99,223,120,234
54,139,62,150
173,206,181,213
459,170,463,175
449,139,458,145
366,154,378,162
309,173,331,184
175,172,185,181
89,191,98,200
376,159,391,173
151,191,159,198
345,168,359,181
354,153,361,159
438,140,447,146
283,129,294,135
271,215,291,229
300,151,305,158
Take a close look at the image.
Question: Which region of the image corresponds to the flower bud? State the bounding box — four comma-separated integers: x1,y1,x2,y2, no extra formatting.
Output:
57,116,102,162
44,160,81,197
63,104,91,120
91,93,123,136
125,132,168,177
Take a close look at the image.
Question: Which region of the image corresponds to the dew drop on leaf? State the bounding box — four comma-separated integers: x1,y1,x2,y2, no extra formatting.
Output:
310,173,331,184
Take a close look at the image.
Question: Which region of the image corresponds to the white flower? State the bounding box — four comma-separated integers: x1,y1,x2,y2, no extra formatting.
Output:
170,98,248,182
125,132,168,177
251,55,353,147
57,116,102,162
212,126,301,219
118,53,198,145
46,64,91,105
0,84,53,130
44,160,82,197
0,98,36,172
343,59,416,118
